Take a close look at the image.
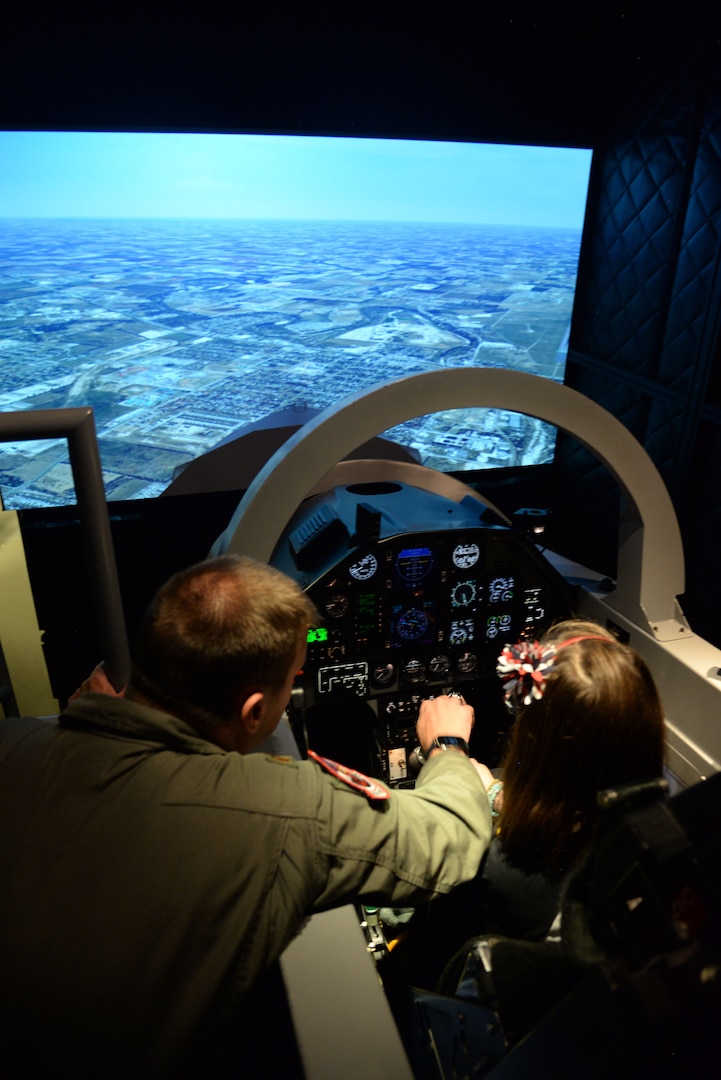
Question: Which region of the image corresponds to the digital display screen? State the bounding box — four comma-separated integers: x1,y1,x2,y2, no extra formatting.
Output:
486,613,513,639
449,618,476,645
452,542,481,569
317,661,368,696
488,576,515,603
395,547,434,583
0,132,591,508
450,579,480,608
523,586,545,626
356,593,378,636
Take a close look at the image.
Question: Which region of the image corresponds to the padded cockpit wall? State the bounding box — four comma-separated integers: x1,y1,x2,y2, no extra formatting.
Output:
555,48,721,646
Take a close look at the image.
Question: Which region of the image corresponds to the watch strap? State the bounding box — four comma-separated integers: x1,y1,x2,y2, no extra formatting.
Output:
426,736,470,756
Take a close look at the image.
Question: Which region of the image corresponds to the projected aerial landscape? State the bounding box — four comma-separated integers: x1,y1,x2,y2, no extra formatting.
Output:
0,134,591,509
0,220,583,508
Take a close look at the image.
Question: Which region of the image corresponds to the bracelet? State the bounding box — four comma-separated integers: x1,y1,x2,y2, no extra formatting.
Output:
487,780,503,818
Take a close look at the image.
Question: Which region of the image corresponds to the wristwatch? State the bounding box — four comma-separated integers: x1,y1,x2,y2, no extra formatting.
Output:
425,736,470,756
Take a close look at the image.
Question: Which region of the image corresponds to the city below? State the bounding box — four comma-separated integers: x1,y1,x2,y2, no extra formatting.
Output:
0,219,582,508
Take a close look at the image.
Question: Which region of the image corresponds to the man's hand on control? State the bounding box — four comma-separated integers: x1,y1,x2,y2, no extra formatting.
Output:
416,693,474,759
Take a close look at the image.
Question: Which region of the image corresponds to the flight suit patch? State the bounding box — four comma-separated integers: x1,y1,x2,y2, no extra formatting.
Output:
308,749,390,801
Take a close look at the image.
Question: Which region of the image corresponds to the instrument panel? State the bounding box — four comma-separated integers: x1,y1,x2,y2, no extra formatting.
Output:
295,525,573,784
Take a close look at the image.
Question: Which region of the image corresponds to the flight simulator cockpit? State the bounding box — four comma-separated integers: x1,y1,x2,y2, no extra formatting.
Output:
266,468,573,780
3,367,721,1078
3,25,721,1077
205,367,721,1078
210,366,719,787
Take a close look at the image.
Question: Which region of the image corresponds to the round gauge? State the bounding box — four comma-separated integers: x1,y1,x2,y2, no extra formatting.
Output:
451,580,477,607
324,594,349,619
449,620,474,645
456,652,478,674
396,608,430,641
428,654,450,676
396,548,433,583
349,553,379,581
402,658,426,683
486,614,512,638
372,662,395,687
452,542,480,569
489,576,515,603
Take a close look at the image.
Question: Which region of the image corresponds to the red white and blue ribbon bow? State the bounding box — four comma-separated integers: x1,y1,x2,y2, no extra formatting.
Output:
496,640,557,706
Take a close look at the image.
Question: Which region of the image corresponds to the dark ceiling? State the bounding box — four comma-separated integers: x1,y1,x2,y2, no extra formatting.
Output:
3,6,718,149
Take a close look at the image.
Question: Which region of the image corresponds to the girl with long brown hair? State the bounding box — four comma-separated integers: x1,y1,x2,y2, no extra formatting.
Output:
386,619,666,989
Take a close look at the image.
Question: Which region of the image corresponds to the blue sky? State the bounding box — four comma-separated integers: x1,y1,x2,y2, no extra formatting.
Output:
0,131,592,228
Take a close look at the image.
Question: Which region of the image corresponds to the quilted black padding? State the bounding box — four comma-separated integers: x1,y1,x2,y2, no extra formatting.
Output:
554,55,721,645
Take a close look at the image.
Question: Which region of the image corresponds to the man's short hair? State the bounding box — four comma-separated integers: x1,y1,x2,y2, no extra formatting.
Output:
127,555,320,728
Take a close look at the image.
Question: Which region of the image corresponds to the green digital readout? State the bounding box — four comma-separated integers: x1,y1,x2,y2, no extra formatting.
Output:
356,593,377,635
307,627,329,644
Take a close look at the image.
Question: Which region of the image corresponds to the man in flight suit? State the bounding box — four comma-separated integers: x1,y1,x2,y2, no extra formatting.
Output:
0,555,493,1078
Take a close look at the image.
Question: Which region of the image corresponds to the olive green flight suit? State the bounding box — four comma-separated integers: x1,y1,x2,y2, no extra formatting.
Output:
0,692,491,1076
